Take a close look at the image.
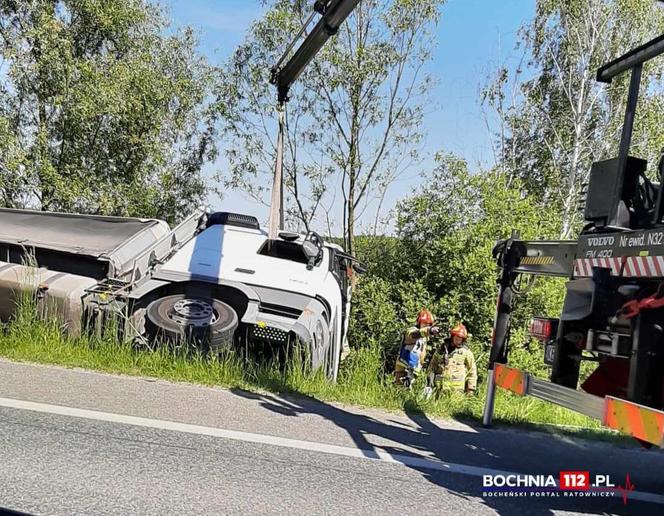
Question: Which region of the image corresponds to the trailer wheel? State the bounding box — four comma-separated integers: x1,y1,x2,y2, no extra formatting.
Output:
145,295,238,352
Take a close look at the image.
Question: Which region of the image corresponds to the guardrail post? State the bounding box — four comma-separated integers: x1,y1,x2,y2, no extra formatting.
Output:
482,368,497,427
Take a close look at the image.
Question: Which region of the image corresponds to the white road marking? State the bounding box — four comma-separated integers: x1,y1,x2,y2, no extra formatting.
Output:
1,396,663,506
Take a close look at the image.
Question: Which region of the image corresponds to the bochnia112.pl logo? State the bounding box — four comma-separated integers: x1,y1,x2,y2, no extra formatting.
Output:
482,472,635,504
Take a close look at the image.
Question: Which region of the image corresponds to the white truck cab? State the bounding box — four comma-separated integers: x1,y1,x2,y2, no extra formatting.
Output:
126,212,360,380
0,208,361,380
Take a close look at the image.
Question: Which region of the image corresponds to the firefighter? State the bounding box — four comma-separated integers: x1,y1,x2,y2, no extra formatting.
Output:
394,309,440,386
427,323,477,394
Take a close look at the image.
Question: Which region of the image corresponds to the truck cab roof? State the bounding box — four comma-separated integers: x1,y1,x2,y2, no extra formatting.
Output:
157,218,335,298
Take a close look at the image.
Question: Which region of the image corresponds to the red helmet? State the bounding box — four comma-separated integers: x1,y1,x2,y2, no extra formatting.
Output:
451,324,468,340
416,309,434,326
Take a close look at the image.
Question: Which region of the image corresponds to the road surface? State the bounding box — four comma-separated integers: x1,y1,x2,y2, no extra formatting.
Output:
0,359,662,515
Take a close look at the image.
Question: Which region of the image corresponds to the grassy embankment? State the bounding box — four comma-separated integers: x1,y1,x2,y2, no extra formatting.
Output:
0,299,627,444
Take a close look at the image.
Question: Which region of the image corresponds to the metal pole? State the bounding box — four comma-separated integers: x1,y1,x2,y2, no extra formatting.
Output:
482,233,519,427
616,64,642,177
268,102,286,240
607,64,642,227
482,368,496,426
483,284,508,427
272,11,318,74
596,34,664,83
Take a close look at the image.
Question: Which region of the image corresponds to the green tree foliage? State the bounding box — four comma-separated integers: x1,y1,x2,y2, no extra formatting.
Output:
215,0,443,253
347,1,664,385
396,154,562,335
349,153,566,375
0,0,217,222
483,0,664,237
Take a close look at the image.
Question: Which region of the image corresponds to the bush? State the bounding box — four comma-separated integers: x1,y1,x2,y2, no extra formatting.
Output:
348,276,401,351
350,153,565,380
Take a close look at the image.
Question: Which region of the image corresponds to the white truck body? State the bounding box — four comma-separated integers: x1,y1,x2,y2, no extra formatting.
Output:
0,208,357,380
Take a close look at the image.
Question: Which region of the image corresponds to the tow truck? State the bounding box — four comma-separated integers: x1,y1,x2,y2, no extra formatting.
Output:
482,31,664,447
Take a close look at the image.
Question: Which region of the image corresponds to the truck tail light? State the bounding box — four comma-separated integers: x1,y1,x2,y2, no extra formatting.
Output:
529,317,557,341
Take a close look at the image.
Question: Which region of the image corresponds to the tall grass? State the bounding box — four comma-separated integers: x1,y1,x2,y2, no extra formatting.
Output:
0,295,624,443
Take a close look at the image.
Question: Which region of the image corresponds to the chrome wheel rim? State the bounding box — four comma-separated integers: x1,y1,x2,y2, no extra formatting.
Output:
169,299,218,327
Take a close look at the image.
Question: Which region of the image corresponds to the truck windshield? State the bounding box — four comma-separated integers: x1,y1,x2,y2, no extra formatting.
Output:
258,240,312,265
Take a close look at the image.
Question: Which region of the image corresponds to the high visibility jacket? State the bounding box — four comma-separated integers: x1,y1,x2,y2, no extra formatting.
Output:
428,345,477,392
395,326,435,372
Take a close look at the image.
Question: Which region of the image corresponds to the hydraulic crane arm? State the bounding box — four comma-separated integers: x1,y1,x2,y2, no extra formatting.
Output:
271,0,361,103
267,0,361,238
493,238,577,278
486,237,577,365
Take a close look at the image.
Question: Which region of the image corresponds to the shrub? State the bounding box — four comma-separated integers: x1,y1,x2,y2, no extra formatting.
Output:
350,153,565,379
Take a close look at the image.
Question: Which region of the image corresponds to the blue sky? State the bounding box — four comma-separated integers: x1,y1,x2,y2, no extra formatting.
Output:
165,0,536,227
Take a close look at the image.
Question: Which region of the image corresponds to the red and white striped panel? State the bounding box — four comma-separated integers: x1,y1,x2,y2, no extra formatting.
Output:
623,256,664,278
573,257,623,277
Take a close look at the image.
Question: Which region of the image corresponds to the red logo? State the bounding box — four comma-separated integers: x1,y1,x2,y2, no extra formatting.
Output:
617,473,636,505
559,471,589,490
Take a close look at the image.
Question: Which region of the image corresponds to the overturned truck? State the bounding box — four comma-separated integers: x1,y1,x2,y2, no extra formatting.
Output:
0,207,361,380
0,0,365,381
483,33,664,447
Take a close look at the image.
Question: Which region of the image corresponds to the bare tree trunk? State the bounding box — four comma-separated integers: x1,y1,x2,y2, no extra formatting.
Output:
36,50,52,210
347,174,355,255
561,123,584,239
554,4,600,239
346,99,362,254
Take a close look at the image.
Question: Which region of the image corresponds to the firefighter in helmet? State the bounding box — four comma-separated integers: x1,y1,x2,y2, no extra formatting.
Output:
394,309,441,386
427,323,477,394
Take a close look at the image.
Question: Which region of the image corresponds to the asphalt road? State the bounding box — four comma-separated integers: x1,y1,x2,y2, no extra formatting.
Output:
0,360,662,515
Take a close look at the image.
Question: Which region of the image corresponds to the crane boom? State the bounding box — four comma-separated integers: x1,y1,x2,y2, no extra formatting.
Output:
267,0,361,238
271,0,361,103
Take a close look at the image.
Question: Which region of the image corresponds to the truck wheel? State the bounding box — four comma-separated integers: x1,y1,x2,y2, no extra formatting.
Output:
145,295,238,352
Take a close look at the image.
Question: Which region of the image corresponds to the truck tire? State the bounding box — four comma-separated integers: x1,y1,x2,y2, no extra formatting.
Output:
145,295,238,352
308,320,336,380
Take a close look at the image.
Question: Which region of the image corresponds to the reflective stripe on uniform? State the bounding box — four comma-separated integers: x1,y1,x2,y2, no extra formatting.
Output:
430,346,476,392
434,376,465,392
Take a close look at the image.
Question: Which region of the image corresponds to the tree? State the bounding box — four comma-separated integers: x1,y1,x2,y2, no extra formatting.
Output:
0,0,217,223
348,152,564,378
216,0,443,254
482,0,664,238
391,153,561,338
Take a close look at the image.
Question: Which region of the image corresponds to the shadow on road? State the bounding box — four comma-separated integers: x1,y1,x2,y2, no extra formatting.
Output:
0,507,34,515
229,387,663,516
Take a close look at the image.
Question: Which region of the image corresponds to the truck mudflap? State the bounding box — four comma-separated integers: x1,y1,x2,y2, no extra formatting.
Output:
489,364,664,448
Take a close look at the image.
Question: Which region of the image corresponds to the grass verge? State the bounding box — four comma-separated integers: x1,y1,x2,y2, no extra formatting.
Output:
0,305,630,446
